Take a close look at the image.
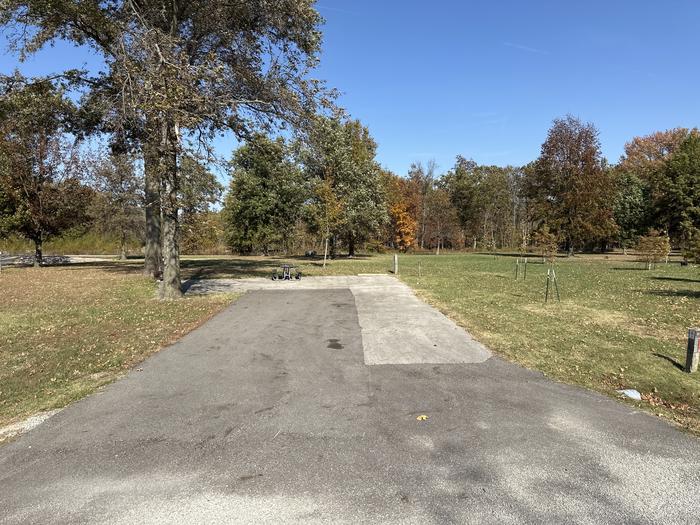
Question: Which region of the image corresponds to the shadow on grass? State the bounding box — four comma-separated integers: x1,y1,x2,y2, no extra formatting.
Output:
646,289,700,299
8,253,376,281
180,255,373,278
652,352,686,372
26,260,144,274
180,257,291,279
651,276,700,284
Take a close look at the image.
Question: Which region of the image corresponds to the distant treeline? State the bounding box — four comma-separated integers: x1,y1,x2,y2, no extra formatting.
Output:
219,115,700,258
2,113,699,261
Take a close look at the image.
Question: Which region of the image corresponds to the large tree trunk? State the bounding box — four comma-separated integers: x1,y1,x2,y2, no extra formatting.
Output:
143,135,162,278
158,120,182,299
330,235,336,259
348,235,355,257
119,229,127,260
33,234,42,267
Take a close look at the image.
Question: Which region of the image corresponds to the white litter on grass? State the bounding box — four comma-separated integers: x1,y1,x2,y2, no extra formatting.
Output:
617,389,642,401
0,409,61,442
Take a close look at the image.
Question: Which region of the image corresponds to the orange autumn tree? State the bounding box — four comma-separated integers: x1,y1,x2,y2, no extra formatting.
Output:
390,202,417,251
381,170,418,251
619,128,696,180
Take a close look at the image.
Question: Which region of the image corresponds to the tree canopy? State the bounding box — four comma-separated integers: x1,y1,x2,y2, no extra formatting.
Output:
0,75,91,264
524,115,617,253
223,135,306,255
301,117,387,257
0,0,331,296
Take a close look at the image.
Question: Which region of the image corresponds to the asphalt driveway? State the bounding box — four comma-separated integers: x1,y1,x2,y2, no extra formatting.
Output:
2,285,700,524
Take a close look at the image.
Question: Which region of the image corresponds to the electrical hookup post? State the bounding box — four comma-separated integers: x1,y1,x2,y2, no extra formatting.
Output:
686,328,700,373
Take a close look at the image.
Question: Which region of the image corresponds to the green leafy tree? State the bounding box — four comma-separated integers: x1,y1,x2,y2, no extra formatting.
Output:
89,153,143,260
652,133,700,247
425,185,460,253
443,156,480,248
612,171,648,253
1,0,330,297
524,115,617,254
179,155,223,254
301,117,387,257
0,75,91,265
307,177,344,266
222,135,307,255
444,158,524,250
683,233,700,264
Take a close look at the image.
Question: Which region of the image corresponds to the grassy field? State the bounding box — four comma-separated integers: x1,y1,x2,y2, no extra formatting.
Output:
180,252,700,433
0,265,234,429
0,233,143,256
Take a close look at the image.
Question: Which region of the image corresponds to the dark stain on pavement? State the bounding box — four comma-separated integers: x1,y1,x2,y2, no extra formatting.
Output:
238,473,263,482
326,338,344,349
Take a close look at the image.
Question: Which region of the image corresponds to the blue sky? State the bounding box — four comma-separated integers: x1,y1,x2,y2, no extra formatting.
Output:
2,1,699,176
315,0,700,174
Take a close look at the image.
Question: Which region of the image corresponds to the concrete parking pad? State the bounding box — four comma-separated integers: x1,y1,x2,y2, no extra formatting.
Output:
186,275,492,365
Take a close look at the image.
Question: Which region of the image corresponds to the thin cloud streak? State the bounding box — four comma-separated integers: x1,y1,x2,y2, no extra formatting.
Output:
503,41,550,55
316,4,358,15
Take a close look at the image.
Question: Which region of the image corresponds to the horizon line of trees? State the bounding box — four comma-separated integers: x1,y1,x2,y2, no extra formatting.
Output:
218,115,700,260
3,103,700,269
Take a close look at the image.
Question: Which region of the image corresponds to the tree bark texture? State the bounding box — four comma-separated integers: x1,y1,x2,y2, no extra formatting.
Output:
158,120,182,299
143,134,162,278
34,235,42,267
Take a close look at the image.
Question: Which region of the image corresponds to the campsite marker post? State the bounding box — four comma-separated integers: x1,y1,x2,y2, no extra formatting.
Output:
686,328,700,373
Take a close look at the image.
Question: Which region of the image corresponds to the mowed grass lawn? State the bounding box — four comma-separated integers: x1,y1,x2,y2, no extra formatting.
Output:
0,265,234,429
186,252,700,433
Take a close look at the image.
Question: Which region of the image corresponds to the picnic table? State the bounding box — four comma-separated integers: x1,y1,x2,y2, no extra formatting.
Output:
272,264,302,281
